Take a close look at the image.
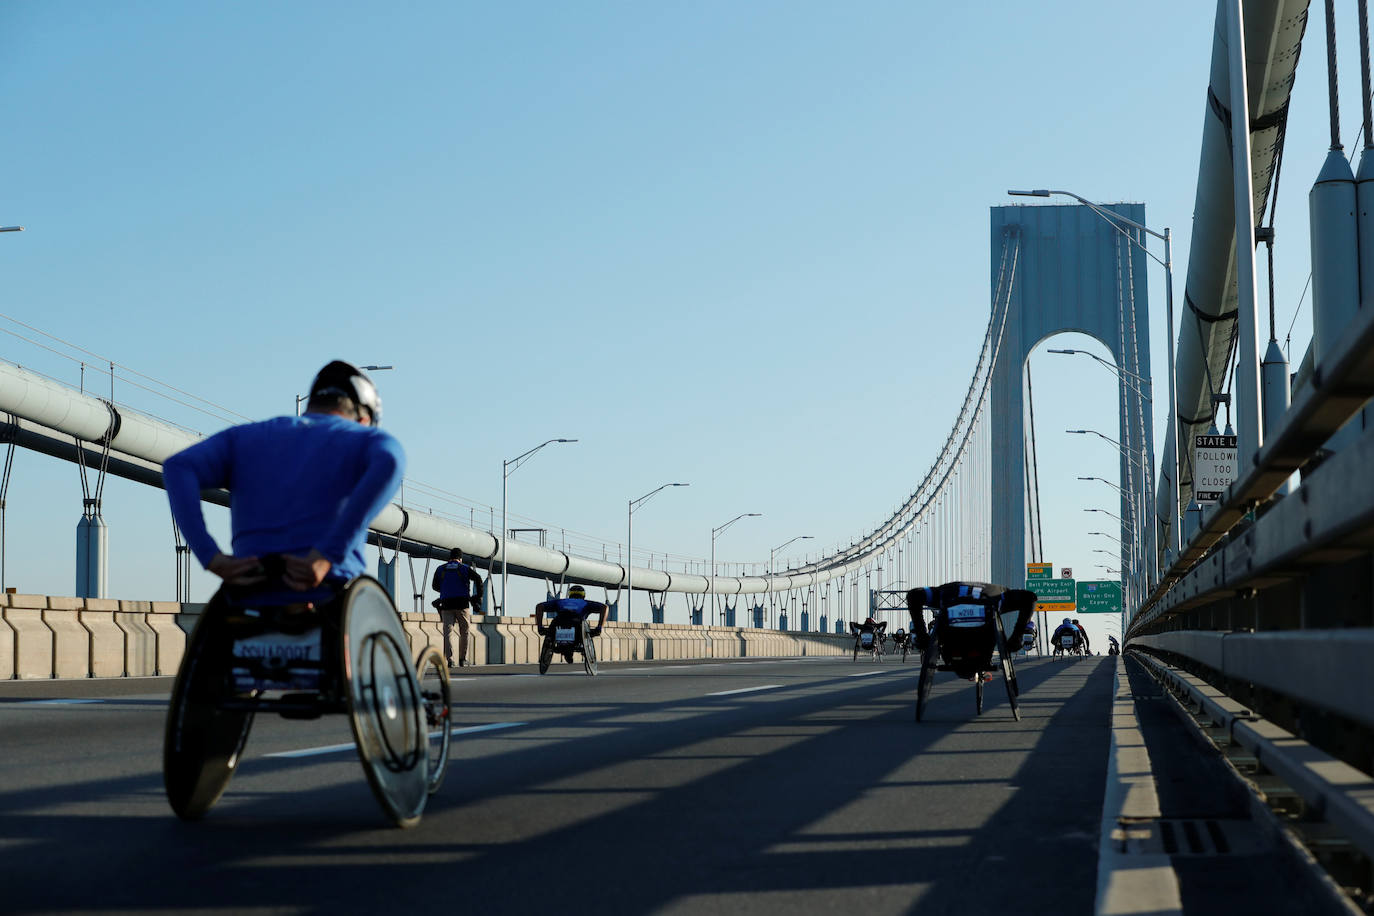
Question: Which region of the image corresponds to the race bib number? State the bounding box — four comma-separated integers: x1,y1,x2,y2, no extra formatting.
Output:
860,632,873,647
1061,635,1076,648
1023,634,1035,646
947,603,987,627
233,629,322,667
555,627,576,643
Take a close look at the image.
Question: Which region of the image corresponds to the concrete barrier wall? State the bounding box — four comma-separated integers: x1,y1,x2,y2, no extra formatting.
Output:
3,594,851,679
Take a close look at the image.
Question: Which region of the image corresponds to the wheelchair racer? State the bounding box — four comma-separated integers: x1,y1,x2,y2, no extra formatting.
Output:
535,585,609,659
1051,618,1083,655
1072,619,1092,655
165,360,405,592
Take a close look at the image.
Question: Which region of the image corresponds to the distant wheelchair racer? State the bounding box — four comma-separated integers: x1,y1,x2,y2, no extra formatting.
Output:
535,585,609,675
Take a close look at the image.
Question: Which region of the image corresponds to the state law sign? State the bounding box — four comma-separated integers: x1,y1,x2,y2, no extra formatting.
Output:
1194,433,1237,504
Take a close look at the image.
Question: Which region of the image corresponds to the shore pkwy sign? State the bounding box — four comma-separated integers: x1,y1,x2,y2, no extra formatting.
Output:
1076,580,1122,614
1026,562,1052,581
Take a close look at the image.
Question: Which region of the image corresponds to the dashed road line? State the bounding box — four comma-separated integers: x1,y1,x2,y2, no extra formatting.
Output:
705,685,784,697
266,721,527,758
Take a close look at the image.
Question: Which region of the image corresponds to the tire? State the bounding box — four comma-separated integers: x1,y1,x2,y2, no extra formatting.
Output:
853,642,859,661
901,644,909,663
976,674,985,715
344,577,428,828
582,627,598,676
415,647,452,795
163,600,255,821
538,633,554,675
915,639,938,723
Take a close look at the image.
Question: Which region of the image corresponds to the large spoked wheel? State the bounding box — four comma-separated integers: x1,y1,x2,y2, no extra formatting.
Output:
538,633,555,675
582,623,598,676
852,640,860,661
975,674,985,715
901,643,909,663
344,577,428,828
164,600,255,821
415,647,452,795
915,638,939,723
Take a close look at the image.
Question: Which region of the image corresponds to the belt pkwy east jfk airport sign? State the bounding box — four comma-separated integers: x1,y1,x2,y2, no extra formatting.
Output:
1076,580,1121,614
1194,433,1238,504
1028,575,1075,612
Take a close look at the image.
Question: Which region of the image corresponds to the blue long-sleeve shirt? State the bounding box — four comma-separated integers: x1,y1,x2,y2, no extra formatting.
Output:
164,413,405,581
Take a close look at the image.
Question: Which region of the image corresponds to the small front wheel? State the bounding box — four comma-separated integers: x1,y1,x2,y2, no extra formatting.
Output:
538,634,554,675
415,647,452,795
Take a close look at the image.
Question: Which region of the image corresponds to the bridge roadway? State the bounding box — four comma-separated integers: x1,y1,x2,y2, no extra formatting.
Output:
0,655,1340,914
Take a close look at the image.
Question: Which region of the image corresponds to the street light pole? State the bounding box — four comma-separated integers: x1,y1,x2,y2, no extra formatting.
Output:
627,483,688,622
769,535,814,629
501,438,577,616
710,513,761,627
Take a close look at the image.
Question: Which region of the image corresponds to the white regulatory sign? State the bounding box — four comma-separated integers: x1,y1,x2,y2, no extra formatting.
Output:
1194,433,1238,504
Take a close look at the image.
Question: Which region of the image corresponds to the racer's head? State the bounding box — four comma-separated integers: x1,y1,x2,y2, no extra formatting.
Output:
307,360,383,426
1072,619,1080,626
449,548,463,561
1063,617,1072,626
568,585,586,600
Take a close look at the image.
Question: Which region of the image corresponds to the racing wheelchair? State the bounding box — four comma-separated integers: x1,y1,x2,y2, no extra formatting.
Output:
163,561,452,828
892,628,911,663
907,582,1036,722
535,599,604,676
849,620,887,661
1052,628,1085,657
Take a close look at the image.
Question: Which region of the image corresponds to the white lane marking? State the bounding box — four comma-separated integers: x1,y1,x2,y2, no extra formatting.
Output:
22,698,102,705
705,685,783,697
266,721,527,758
621,667,653,672
846,670,886,678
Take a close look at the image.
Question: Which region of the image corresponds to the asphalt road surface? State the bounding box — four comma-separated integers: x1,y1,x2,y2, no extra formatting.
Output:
0,653,1327,915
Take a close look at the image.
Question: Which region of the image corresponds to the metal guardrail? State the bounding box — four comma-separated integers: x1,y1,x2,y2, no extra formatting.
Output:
1134,652,1374,870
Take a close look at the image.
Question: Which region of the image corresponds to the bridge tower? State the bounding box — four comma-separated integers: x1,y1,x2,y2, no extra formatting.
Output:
989,203,1155,591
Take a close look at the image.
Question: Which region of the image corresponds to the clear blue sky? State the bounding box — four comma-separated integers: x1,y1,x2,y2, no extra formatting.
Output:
0,2,1344,638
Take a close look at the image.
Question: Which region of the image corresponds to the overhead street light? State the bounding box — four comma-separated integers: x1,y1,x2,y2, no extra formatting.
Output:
0,226,23,233
501,438,577,615
1011,186,1179,564
1085,507,1123,522
1078,475,1126,496
710,513,761,627
1047,349,1151,402
769,535,814,629
627,483,689,622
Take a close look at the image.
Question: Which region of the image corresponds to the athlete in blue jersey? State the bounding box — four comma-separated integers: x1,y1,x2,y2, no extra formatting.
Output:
164,361,405,590
535,585,609,662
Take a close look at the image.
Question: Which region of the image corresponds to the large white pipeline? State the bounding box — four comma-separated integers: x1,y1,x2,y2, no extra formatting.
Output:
1156,0,1311,556
0,360,880,596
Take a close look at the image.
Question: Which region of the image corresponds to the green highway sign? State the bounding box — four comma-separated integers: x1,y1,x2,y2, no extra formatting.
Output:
1076,580,1122,614
1029,575,1075,611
